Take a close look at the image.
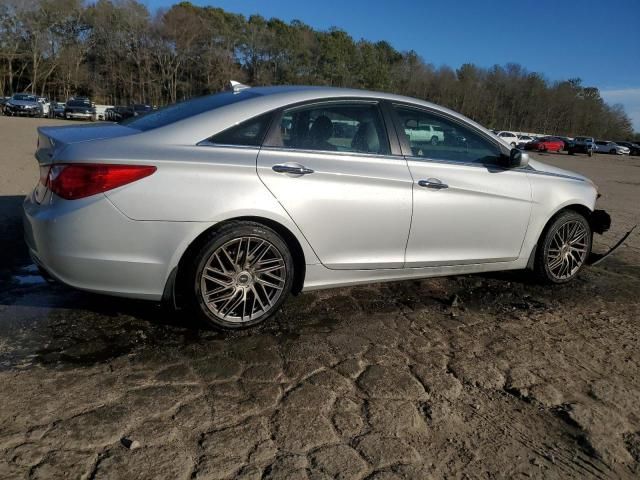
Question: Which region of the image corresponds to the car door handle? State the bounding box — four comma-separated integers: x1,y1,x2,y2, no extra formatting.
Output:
272,164,314,175
418,178,448,189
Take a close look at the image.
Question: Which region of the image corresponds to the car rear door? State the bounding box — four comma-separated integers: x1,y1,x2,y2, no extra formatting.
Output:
390,103,532,267
257,99,413,270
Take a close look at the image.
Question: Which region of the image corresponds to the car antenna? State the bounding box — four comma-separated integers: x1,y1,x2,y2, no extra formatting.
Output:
228,80,251,94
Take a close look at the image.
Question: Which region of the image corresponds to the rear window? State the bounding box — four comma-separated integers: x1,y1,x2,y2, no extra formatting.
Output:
122,90,261,132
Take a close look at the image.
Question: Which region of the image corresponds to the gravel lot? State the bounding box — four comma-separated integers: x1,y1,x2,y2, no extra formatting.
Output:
1,117,639,479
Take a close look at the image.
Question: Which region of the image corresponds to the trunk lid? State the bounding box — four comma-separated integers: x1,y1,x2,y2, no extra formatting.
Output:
36,124,139,165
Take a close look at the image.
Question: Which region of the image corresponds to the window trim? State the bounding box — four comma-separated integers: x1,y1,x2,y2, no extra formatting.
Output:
262,98,402,158
387,101,510,166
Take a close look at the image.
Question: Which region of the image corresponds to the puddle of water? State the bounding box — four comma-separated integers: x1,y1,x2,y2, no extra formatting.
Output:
12,274,46,285
10,264,47,285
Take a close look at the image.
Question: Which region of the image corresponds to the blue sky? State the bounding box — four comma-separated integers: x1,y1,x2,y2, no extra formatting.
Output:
143,0,640,131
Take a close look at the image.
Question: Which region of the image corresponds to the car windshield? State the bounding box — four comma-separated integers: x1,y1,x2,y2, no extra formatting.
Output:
67,100,90,107
121,90,261,131
13,94,36,102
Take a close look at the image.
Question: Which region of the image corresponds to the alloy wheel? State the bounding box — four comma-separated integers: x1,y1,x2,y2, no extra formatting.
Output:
546,220,589,280
199,236,287,323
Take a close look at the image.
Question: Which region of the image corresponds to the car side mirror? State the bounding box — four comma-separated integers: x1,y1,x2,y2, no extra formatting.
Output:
508,148,529,168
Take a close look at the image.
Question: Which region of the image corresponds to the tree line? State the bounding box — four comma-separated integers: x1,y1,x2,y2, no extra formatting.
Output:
0,0,636,139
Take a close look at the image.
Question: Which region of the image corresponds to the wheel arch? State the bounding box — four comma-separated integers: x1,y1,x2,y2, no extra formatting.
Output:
526,203,594,269
165,216,308,308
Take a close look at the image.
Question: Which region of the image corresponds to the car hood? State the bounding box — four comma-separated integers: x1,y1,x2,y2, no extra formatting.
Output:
9,99,38,107
527,159,589,182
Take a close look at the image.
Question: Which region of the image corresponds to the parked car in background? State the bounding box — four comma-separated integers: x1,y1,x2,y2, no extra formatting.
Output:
64,97,94,120
555,136,572,151
567,136,595,156
404,119,445,144
37,97,51,117
24,84,616,329
594,141,630,155
524,136,564,152
614,141,640,156
4,93,45,117
93,104,115,121
495,131,519,146
517,135,534,146
49,102,66,118
133,104,153,117
0,96,8,114
105,106,135,122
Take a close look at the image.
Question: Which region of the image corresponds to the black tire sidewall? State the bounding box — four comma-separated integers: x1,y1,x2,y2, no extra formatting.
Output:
536,211,592,284
188,222,294,329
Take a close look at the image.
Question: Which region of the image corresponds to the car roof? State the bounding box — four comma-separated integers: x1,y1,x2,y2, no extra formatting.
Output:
138,85,505,147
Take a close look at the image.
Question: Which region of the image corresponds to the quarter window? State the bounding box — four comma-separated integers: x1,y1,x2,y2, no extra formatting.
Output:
393,105,501,164
208,112,273,147
267,102,390,155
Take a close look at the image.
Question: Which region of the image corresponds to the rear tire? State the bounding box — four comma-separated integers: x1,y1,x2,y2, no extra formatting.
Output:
186,221,294,329
431,136,438,146
534,211,591,284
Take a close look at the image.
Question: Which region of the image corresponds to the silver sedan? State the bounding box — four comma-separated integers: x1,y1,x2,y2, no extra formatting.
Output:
24,84,613,329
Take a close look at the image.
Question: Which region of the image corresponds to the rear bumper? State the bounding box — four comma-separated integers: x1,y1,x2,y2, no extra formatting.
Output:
23,191,212,300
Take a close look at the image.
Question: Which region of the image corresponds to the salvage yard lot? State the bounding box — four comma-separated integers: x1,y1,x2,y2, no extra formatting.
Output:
0,117,639,479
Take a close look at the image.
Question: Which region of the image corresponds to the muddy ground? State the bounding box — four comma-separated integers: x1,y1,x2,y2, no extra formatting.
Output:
0,116,639,479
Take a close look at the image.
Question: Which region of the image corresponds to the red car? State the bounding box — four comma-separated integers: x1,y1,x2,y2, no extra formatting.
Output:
524,137,564,152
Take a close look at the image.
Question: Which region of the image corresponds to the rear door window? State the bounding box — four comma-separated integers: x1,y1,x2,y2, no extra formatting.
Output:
266,102,390,155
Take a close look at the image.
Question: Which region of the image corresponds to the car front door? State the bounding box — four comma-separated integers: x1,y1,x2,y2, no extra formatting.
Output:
257,100,413,270
390,104,532,267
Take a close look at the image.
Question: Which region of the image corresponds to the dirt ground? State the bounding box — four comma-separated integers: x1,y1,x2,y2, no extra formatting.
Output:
0,116,639,479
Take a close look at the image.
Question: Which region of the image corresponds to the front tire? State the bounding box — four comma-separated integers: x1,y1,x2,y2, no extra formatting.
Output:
534,211,591,284
186,221,294,329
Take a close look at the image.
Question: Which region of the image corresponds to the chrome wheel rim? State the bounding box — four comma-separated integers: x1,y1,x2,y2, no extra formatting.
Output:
547,220,588,280
200,236,286,323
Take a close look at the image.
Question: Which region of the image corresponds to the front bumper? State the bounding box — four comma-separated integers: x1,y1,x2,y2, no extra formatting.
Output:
23,191,212,300
5,105,40,115
568,144,592,153
65,111,93,119
586,209,636,266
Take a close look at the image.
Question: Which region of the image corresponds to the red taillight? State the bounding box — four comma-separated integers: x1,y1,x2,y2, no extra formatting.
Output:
48,164,156,200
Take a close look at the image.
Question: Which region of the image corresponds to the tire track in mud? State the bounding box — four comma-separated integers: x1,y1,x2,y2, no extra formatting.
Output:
471,392,614,479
